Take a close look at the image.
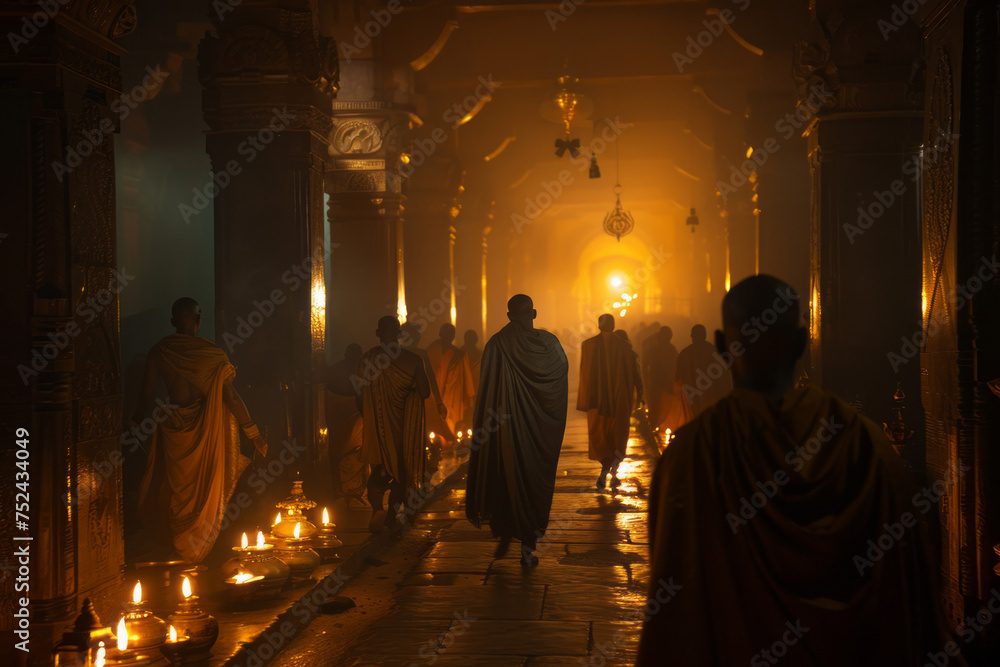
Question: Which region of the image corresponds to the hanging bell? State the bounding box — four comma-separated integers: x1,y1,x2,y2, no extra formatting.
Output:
588,153,601,179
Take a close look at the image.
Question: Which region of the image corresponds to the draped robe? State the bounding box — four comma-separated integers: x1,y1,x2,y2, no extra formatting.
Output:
137,334,249,563
577,331,638,462
466,324,568,546
645,336,690,434
638,385,957,666
427,341,476,434
676,340,732,416
359,347,426,491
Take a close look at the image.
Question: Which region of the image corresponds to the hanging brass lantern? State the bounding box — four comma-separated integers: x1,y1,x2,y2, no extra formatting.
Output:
603,185,635,242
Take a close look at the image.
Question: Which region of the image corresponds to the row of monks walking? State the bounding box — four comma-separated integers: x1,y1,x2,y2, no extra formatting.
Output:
131,276,959,665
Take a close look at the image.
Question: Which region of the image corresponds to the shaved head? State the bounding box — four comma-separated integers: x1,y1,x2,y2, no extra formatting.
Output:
717,274,806,397
507,294,536,330
171,297,201,334
598,314,614,332
376,316,401,342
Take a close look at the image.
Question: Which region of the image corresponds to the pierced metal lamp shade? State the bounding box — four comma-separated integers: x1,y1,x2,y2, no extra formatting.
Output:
603,185,634,241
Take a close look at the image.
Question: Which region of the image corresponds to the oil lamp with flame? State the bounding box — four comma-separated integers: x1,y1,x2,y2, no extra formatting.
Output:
105,617,152,666
272,476,317,541
221,530,289,599
161,574,218,662
273,522,320,582
118,582,166,655
313,507,343,560
158,625,192,664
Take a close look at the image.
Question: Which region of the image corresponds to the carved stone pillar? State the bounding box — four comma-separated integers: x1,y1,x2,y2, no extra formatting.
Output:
798,3,924,426
325,104,415,352
0,2,137,663
919,0,1000,646
199,2,338,477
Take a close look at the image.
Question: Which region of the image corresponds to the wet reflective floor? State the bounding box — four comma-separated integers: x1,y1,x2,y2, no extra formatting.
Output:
272,407,657,666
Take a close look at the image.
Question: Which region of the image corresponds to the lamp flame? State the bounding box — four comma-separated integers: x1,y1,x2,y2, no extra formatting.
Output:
182,576,192,599
241,532,249,549
294,522,301,539
275,512,281,525
95,642,106,667
322,507,330,525
116,617,128,651
256,531,265,549
232,571,255,584
132,581,142,604
169,625,178,643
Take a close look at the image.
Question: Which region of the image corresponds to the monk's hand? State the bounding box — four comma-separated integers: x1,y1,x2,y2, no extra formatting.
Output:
253,436,268,457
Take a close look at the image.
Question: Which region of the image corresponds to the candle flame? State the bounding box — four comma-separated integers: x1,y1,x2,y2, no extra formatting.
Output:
429,432,436,440
117,617,128,651
169,625,178,642
241,532,249,549
132,581,142,604
182,576,192,599
256,531,265,549
95,642,106,667
275,512,281,525
467,429,472,437
322,507,330,525
294,522,301,539
232,571,255,584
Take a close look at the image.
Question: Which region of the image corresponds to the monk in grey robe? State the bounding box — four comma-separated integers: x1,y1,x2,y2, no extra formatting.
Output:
466,295,568,565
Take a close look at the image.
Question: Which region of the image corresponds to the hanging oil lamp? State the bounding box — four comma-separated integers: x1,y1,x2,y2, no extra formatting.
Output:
602,142,635,241
162,574,218,662
119,582,166,654
273,522,320,582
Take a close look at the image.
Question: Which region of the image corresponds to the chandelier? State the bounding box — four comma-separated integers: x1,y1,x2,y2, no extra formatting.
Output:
541,74,592,159
603,141,634,241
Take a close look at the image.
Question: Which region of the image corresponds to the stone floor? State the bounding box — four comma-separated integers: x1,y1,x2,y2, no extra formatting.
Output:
270,406,658,667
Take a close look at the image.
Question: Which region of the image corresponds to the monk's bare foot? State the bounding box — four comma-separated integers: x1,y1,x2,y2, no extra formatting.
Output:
494,536,512,558
610,475,622,488
368,510,386,533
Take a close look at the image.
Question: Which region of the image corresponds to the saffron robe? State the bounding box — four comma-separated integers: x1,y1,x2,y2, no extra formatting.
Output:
426,341,476,434
137,334,249,563
638,385,957,666
645,336,689,434
577,331,639,462
358,346,426,491
676,340,733,416
466,324,568,545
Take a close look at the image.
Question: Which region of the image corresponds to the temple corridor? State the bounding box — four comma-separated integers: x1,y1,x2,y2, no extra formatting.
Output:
272,403,654,667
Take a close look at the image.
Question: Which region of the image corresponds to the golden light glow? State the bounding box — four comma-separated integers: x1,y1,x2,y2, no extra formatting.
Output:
241,532,249,549
182,576,192,599
311,278,326,350
620,309,627,317
274,512,282,525
400,153,411,164
117,618,128,651
169,625,178,643
397,219,408,322
746,146,754,158
95,642,106,667
319,426,328,438
232,571,255,584
322,507,330,525
610,275,623,288
429,432,436,441
256,531,265,549
293,522,301,539
921,289,928,320
132,581,142,604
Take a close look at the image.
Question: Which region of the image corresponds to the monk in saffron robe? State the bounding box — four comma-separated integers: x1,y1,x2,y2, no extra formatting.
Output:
577,314,642,489
676,323,733,415
325,343,364,500
358,316,429,531
466,294,568,566
426,323,476,435
638,275,958,666
135,298,260,563
401,322,452,444
644,326,690,439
